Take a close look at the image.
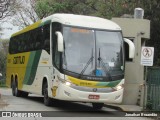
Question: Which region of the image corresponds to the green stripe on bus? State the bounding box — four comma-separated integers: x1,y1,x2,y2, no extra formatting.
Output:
97,80,121,87
23,52,36,84
23,50,42,85
107,80,121,87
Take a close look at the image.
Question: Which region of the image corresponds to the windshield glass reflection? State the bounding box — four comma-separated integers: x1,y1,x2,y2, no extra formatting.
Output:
62,26,124,80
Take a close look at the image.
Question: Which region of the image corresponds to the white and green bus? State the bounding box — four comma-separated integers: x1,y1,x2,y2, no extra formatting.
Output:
6,14,135,109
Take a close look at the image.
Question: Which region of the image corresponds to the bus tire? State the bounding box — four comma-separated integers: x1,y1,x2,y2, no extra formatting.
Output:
92,103,104,110
14,80,21,97
21,91,29,97
11,81,16,96
43,82,52,106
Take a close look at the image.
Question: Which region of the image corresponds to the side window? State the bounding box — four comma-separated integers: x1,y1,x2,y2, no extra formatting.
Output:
9,37,15,54
43,24,50,54
23,32,29,52
35,27,43,51
9,25,50,54
26,27,43,52
14,37,19,53
34,29,39,50
29,30,36,51
17,35,23,53
9,36,22,54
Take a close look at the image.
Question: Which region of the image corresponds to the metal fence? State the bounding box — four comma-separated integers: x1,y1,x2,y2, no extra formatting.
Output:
147,67,160,111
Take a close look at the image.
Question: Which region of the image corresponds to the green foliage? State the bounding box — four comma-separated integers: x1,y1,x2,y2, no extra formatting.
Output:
35,0,149,19
35,0,72,19
35,0,53,18
142,0,160,66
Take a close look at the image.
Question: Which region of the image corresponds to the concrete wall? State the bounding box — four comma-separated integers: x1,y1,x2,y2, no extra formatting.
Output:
112,18,150,106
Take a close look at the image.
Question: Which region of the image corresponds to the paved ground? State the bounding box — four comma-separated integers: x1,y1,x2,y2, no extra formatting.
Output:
0,88,157,120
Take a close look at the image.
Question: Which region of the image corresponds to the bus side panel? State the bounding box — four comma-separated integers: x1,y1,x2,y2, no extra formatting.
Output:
6,52,31,89
21,50,52,95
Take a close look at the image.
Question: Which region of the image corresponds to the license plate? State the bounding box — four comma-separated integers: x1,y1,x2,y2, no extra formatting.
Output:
88,95,100,99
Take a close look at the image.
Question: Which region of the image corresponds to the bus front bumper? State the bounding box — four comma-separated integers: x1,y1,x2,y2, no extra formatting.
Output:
52,83,123,104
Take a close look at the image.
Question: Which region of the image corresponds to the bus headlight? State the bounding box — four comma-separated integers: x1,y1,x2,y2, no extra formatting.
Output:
65,81,71,86
57,76,72,86
112,84,124,91
116,85,123,90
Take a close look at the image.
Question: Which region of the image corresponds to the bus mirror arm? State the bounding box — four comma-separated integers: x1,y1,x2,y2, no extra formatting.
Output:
124,38,135,59
55,31,64,52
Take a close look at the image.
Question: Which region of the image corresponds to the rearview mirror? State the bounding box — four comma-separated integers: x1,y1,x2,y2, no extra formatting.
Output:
0,73,2,80
55,31,64,52
124,38,135,59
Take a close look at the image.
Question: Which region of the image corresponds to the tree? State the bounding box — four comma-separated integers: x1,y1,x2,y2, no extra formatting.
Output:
114,0,160,66
35,0,76,19
34,0,134,19
0,39,9,77
11,0,39,29
0,0,12,20
130,0,160,66
9,0,133,28
0,0,14,38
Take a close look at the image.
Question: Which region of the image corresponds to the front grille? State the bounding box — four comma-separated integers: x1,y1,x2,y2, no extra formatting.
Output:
71,85,113,93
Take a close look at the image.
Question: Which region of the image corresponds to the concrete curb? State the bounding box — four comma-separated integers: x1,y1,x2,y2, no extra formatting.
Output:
104,104,143,112
104,104,123,111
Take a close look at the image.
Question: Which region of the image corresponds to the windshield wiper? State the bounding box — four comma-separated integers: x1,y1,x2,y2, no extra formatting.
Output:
98,48,112,81
79,48,94,78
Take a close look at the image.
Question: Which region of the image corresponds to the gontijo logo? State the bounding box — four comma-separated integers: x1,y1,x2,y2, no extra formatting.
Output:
13,56,25,64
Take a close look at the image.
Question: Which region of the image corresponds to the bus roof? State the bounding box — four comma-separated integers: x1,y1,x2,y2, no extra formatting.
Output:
12,14,121,37
44,13,121,30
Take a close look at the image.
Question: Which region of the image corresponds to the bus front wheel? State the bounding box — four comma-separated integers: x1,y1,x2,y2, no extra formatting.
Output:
43,82,52,106
92,103,104,110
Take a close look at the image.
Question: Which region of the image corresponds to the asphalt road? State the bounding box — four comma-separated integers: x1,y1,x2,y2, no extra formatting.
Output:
0,88,156,120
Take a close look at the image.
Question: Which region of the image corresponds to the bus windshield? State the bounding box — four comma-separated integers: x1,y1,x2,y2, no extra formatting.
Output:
62,26,124,81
